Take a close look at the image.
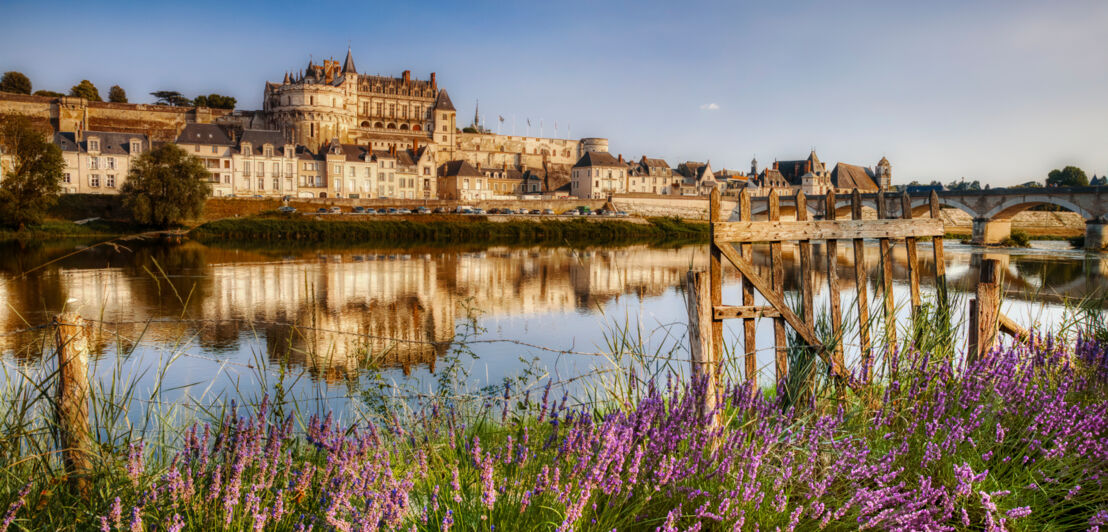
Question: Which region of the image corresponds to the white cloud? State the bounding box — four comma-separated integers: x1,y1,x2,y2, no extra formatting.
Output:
699,103,720,111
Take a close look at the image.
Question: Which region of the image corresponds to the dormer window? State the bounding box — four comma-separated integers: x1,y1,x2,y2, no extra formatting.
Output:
264,145,273,157
241,142,252,155
88,138,100,152
130,141,141,154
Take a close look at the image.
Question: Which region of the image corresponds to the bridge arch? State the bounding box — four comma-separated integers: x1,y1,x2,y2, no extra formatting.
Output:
980,196,1094,221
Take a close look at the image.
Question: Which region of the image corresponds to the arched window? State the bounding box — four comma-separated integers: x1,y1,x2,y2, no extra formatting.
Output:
400,124,409,130
412,124,422,131
374,122,384,128
360,121,370,127
386,123,397,129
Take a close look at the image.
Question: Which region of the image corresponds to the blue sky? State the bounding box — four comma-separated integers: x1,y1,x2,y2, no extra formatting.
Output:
2,0,1105,185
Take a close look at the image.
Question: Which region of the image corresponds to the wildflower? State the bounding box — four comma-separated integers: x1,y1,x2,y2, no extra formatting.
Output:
0,483,31,532
441,510,454,531
1006,506,1032,519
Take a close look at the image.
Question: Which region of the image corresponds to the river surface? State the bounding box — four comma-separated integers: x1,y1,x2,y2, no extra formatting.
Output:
1,239,1105,419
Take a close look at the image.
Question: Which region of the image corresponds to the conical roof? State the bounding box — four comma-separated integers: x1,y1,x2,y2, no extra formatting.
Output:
435,89,455,111
342,48,356,74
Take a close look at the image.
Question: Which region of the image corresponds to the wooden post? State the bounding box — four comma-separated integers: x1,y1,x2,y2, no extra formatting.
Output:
795,192,815,331
686,270,717,423
824,191,845,377
851,189,873,382
709,189,724,380
54,312,92,495
901,193,922,317
973,258,1001,359
738,190,757,383
768,191,787,385
875,191,898,360
929,191,948,312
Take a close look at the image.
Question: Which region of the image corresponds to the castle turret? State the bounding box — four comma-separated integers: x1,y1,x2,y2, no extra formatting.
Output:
876,156,891,189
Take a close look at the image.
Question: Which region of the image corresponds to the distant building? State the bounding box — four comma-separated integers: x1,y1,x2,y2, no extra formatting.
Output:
175,124,235,196
676,161,718,195
233,129,298,198
571,151,627,199
54,131,149,194
628,156,676,194
438,160,487,201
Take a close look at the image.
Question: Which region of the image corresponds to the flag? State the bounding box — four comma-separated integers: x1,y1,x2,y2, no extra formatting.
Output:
499,115,504,122
527,118,531,126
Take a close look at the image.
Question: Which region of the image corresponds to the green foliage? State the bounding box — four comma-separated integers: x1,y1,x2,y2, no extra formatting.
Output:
0,71,31,94
121,143,211,227
68,79,101,101
193,93,236,109
946,179,982,191
1047,166,1089,187
107,85,127,103
1000,229,1031,248
0,115,64,227
32,89,64,98
150,90,192,107
190,216,709,247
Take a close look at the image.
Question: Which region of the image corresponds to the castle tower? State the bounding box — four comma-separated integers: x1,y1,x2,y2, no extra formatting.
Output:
433,89,457,157
876,156,891,189
750,155,758,176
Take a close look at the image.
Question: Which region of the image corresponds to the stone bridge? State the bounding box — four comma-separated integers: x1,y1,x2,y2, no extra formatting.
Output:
742,187,1108,250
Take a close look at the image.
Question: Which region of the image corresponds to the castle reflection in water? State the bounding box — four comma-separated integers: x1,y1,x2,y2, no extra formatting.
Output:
1,241,1104,382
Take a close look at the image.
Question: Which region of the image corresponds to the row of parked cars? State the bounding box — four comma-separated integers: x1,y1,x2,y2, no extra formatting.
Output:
278,205,630,217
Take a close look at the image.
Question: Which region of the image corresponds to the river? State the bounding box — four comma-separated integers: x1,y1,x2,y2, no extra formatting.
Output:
1,239,1105,419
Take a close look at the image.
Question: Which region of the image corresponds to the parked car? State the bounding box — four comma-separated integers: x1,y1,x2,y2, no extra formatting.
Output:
329,206,342,214
472,208,486,215
353,206,366,214
415,207,431,214
562,209,578,216
317,207,329,214
432,207,448,214
386,208,398,214
397,208,412,214
278,206,297,214
542,209,555,215
616,211,629,217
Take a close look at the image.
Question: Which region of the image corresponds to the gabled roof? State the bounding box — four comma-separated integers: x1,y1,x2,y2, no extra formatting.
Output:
439,160,482,178
434,90,455,111
641,156,670,169
830,163,879,191
572,151,622,168
482,167,523,180
176,124,234,146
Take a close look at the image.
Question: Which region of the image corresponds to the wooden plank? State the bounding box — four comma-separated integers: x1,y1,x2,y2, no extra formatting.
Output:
825,191,845,375
55,312,92,496
967,299,979,361
713,218,944,243
709,188,724,380
851,189,873,382
715,241,855,387
975,258,1001,358
901,192,922,317
876,190,898,358
998,312,1029,342
714,305,782,320
795,192,815,329
930,191,949,312
738,190,757,383
768,191,788,384
686,270,717,424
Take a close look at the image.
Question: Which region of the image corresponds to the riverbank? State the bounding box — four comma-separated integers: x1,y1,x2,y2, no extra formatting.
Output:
189,214,710,246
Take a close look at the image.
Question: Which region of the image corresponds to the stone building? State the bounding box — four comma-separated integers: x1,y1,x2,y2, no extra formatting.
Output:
480,164,523,197
749,151,890,196
437,160,487,201
233,130,298,197
53,131,149,194
571,151,627,199
675,161,719,195
175,124,235,196
628,156,676,195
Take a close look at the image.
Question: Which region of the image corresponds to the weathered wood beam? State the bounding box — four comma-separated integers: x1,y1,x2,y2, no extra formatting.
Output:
713,305,783,320
713,218,944,243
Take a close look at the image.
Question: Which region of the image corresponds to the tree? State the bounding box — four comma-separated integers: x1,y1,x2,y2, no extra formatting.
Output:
33,90,64,98
0,71,31,94
946,179,981,191
69,79,101,101
108,85,127,103
1046,166,1088,187
0,115,64,227
151,90,192,107
193,93,236,109
121,143,210,227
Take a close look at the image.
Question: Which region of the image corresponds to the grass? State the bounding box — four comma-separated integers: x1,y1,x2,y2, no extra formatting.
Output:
189,215,710,247
0,259,1107,530
0,220,132,242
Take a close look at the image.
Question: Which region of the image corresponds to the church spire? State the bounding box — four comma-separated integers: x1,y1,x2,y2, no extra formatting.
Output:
473,99,480,127
342,47,357,74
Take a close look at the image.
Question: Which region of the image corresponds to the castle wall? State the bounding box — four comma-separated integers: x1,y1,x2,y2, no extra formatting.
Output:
0,93,230,142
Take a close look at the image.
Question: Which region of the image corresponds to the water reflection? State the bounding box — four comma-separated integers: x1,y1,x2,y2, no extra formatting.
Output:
1,240,1105,385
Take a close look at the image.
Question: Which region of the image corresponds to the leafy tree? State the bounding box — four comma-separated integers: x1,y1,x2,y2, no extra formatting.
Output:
121,143,210,227
108,85,127,103
32,90,64,98
193,93,236,109
151,90,192,107
0,115,64,227
1046,166,1088,187
946,179,981,191
0,71,31,94
69,79,101,101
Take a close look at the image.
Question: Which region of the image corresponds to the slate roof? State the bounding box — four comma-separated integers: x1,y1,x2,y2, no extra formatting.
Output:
342,49,357,74
434,90,455,111
238,129,290,156
572,151,622,168
830,163,879,191
439,160,482,178
482,167,523,180
641,157,670,168
55,131,149,155
176,124,234,146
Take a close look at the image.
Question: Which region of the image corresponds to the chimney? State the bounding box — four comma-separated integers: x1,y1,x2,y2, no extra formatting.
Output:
476,162,481,170
402,70,411,83
412,137,419,151
773,161,779,170
430,72,436,87
618,154,623,163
